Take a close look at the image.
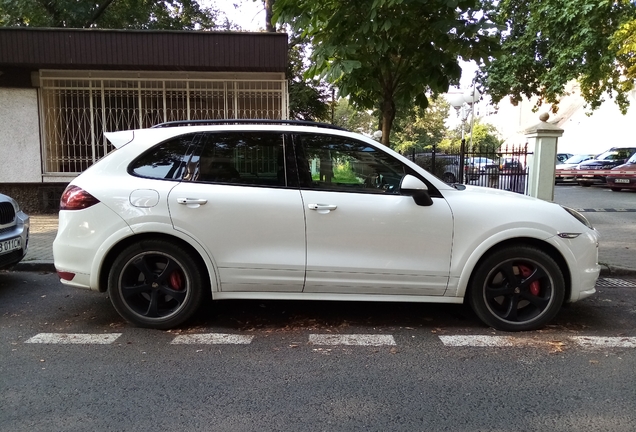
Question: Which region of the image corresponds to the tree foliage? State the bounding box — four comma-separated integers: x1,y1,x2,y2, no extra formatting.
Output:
612,17,636,82
0,0,220,29
480,0,636,114
392,96,450,155
287,33,330,121
332,98,376,134
273,0,498,146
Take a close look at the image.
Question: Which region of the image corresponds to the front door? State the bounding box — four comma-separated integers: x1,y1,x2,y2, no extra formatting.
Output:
294,133,453,296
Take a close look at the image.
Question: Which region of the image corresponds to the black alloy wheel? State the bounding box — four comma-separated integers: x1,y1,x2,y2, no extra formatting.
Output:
469,246,565,331
108,240,205,329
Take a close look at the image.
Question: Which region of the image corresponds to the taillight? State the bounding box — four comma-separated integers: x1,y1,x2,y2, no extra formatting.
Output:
60,185,100,210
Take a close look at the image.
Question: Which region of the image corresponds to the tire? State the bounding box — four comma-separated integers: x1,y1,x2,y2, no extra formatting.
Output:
442,172,456,183
610,187,622,192
578,182,592,187
108,240,205,329
468,246,565,332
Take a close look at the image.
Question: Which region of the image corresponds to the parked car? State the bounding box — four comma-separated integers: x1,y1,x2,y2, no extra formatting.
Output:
557,153,574,164
576,147,636,186
499,157,524,171
606,152,636,191
0,193,30,270
465,157,499,180
53,120,600,332
555,154,596,183
437,155,461,183
412,154,461,184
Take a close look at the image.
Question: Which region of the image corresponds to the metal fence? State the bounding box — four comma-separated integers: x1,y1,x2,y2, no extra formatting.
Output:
39,71,288,175
410,143,531,194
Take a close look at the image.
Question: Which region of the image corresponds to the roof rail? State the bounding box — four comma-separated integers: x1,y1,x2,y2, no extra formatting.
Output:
151,119,347,131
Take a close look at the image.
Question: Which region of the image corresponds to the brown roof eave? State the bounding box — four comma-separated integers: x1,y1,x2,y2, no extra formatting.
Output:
0,27,288,72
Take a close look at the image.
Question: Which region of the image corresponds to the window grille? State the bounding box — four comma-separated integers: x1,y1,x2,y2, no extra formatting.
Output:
39,71,288,174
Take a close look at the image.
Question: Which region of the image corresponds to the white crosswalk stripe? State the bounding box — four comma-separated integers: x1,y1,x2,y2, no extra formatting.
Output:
571,336,636,348
25,333,122,344
438,335,517,347
171,333,254,345
309,334,396,346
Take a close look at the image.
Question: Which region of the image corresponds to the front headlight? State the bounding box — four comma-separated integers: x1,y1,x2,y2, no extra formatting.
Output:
562,206,593,229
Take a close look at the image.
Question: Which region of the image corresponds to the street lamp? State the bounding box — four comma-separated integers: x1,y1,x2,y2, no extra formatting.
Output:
448,86,481,183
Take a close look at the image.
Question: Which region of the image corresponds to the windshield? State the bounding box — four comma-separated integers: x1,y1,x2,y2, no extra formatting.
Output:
627,153,636,164
564,154,593,164
596,148,636,161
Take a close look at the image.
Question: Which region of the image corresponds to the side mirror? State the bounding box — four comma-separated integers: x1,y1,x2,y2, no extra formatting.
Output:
400,174,433,206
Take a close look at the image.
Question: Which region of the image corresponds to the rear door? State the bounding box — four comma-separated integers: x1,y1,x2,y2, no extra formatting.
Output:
168,131,306,292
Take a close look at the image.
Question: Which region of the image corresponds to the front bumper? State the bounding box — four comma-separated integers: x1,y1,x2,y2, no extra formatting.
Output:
0,211,29,270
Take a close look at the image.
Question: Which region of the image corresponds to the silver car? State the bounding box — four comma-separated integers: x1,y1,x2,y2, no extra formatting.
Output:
0,193,30,270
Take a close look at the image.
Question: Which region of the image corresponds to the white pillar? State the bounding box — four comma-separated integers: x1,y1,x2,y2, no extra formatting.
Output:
525,113,564,201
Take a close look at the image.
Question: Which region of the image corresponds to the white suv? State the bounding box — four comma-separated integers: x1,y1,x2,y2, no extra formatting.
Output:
53,120,600,331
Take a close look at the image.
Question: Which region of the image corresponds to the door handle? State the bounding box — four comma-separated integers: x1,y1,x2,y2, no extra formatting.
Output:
308,203,337,212
177,198,208,205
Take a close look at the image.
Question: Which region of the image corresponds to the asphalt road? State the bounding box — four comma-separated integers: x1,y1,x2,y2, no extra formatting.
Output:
1,269,635,432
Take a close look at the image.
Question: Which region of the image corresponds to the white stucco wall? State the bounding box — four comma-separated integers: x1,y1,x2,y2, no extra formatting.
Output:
0,88,42,183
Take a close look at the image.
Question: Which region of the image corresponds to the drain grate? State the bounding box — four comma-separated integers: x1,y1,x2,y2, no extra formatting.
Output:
596,278,636,288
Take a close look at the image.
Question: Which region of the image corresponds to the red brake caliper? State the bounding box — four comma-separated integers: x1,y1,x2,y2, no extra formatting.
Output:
519,264,540,296
169,270,184,290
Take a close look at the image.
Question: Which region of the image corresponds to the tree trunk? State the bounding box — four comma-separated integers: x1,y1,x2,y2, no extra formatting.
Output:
265,0,275,32
380,97,395,147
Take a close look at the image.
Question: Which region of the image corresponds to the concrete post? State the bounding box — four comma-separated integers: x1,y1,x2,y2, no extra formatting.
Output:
525,113,564,201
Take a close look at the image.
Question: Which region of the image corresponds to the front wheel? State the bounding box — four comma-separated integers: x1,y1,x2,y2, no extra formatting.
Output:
468,246,565,331
610,187,622,192
108,240,205,329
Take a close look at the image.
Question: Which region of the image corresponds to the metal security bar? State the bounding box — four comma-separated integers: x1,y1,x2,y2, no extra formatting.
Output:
40,72,288,174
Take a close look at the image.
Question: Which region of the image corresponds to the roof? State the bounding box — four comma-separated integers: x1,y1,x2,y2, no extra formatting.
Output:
0,27,287,72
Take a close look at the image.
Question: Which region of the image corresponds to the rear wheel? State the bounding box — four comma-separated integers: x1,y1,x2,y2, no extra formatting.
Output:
468,246,565,331
108,240,205,329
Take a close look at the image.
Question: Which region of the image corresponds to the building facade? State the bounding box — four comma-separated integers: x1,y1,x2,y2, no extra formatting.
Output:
0,28,288,212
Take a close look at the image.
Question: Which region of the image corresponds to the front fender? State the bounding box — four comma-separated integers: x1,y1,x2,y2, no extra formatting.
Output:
448,227,556,298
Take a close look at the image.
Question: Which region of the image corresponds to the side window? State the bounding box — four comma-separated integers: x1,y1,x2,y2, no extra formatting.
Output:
130,134,197,180
295,133,407,194
194,132,286,187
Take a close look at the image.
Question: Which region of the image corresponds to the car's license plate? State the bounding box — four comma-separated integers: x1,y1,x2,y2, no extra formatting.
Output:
615,178,630,184
0,237,21,255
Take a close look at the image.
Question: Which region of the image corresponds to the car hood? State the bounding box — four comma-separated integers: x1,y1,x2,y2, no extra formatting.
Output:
556,163,578,169
441,185,591,240
579,159,621,167
610,163,636,172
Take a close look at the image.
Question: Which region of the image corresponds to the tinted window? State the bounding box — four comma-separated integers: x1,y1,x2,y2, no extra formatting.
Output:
294,133,407,194
194,132,286,187
130,134,197,180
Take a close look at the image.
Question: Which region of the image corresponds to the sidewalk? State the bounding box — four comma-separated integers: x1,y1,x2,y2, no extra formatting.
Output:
14,213,636,276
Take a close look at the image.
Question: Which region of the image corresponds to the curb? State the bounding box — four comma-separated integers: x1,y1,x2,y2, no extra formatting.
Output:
600,264,636,277
12,261,56,273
